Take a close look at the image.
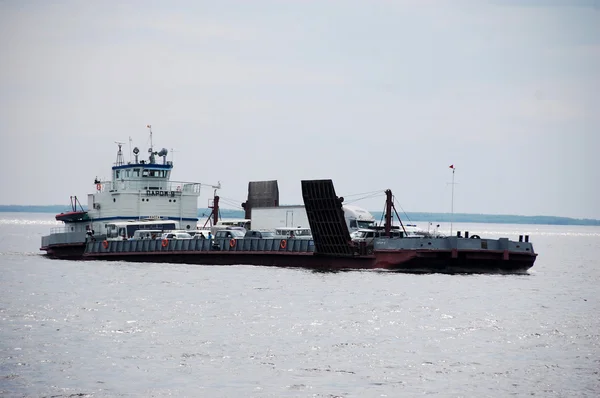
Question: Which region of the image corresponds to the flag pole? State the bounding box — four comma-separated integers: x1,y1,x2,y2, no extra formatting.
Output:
450,165,455,236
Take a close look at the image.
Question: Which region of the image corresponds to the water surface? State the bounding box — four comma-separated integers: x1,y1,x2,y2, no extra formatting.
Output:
1,213,599,397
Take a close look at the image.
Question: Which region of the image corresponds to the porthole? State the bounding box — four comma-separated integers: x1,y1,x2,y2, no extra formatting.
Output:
113,198,116,203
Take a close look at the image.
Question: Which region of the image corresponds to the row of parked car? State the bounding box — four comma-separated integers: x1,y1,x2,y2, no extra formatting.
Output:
212,227,313,240
127,225,315,241
130,227,279,241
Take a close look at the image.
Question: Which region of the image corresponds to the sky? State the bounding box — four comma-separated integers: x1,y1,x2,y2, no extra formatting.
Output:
1,0,598,219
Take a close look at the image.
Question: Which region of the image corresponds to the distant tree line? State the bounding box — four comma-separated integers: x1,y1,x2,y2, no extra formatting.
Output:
1,205,599,226
369,211,600,226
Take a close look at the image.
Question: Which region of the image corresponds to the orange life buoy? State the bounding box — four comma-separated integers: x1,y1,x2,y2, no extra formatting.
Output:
229,238,236,248
96,183,101,191
176,186,181,191
102,240,109,249
161,239,169,248
280,239,287,249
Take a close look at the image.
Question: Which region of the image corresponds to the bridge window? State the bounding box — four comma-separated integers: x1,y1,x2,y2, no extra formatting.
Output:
134,169,140,177
142,169,166,178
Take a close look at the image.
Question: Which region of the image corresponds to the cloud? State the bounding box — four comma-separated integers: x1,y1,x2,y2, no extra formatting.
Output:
516,98,586,122
0,0,598,218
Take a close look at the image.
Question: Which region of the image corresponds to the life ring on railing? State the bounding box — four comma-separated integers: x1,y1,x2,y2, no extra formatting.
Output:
470,235,481,239
229,239,236,248
280,239,287,249
161,239,169,248
96,183,101,191
176,186,181,191
102,240,109,249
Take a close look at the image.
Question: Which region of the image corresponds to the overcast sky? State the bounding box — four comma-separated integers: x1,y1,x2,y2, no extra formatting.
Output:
1,0,598,219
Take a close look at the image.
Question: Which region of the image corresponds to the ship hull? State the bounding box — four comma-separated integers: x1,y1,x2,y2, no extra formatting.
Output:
82,251,377,270
76,249,534,274
41,239,536,274
374,249,536,274
40,243,86,260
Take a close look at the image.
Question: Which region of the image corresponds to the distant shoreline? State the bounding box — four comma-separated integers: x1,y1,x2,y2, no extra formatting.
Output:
1,205,599,226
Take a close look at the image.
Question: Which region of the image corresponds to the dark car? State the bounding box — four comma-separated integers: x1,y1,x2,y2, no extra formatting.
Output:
244,230,275,239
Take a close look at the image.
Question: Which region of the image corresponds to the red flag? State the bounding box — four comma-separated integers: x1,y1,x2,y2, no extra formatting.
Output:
449,164,454,169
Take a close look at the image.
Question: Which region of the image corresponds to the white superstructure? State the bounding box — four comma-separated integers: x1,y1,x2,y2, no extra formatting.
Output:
250,206,310,230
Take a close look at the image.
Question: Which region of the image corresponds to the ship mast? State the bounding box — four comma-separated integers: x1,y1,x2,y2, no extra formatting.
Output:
385,189,392,237
114,141,125,166
128,136,133,163
449,165,456,236
147,124,153,153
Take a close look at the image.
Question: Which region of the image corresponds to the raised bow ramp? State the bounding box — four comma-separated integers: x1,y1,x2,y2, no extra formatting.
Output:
301,179,354,257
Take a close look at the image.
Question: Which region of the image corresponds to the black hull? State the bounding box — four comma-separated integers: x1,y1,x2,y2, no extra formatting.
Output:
41,244,536,274
83,251,377,270
375,250,536,274
80,251,534,274
40,243,86,260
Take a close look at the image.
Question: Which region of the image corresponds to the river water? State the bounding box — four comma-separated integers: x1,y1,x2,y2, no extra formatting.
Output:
1,213,599,397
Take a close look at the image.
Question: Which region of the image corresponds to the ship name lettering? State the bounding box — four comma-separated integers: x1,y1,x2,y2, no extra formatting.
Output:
146,190,176,197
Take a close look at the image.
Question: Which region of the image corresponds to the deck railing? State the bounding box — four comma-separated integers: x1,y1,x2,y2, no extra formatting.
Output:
95,180,201,194
85,238,315,255
50,227,75,234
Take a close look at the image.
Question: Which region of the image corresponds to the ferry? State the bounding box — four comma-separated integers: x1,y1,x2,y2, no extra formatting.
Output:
40,130,537,273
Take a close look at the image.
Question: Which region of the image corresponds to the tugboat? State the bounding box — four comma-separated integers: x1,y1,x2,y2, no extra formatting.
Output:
74,179,537,273
40,126,216,259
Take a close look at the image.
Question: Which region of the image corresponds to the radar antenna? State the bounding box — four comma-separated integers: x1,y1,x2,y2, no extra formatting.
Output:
114,141,125,166
157,148,169,165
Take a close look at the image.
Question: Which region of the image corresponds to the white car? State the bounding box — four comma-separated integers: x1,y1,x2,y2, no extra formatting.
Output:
160,232,193,240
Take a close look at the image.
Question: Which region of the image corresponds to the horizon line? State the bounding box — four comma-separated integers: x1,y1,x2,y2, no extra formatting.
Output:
0,204,598,222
